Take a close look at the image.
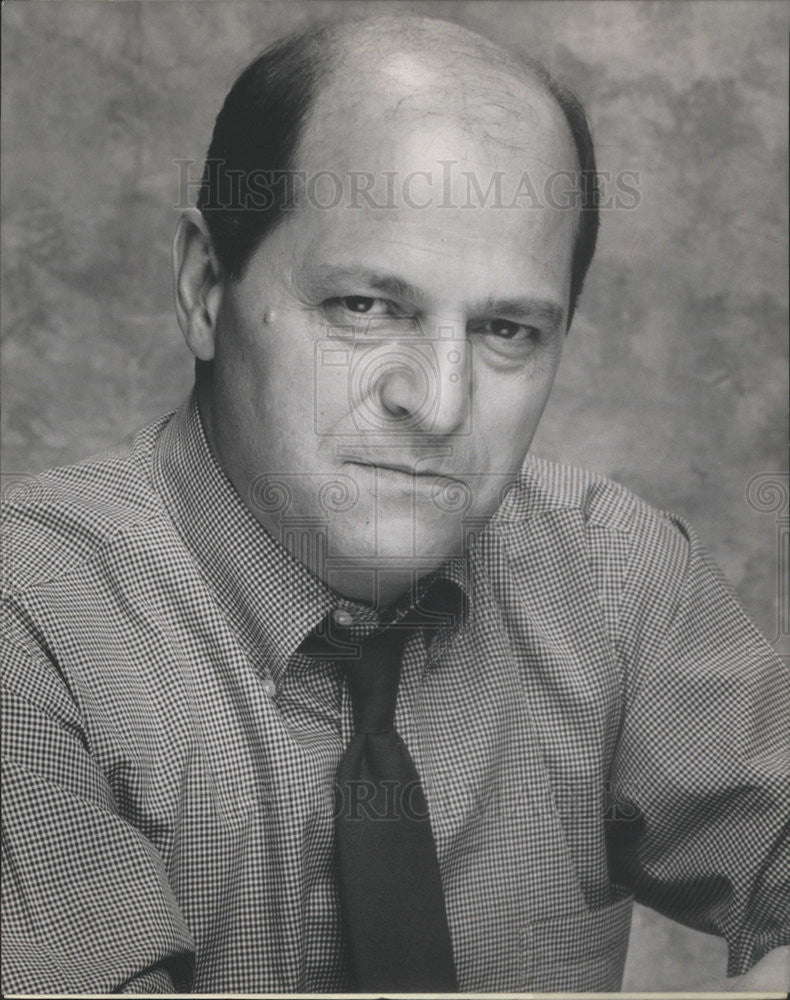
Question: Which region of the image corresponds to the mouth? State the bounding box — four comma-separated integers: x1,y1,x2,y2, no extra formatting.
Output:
343,460,461,487
349,460,435,476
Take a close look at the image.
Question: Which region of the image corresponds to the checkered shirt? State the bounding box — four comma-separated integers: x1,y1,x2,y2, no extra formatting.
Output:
2,392,788,994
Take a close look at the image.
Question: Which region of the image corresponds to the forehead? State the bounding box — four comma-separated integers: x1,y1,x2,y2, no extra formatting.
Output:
258,40,579,307
300,41,575,179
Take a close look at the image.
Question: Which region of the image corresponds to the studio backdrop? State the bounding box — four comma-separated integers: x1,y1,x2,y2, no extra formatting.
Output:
2,1,788,991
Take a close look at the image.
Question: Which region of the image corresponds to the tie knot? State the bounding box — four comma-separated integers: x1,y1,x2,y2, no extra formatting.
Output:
343,628,409,735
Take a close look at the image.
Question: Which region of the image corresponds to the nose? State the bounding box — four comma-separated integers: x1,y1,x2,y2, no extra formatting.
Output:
375,325,470,436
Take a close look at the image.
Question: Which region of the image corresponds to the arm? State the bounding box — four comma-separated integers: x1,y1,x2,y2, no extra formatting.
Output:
1,629,195,995
607,513,790,977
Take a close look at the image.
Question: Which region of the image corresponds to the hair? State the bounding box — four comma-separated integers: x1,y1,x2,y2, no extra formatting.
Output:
540,76,599,325
197,19,599,327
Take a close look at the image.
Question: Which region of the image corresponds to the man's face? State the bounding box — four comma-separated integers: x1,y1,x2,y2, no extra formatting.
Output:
205,72,577,605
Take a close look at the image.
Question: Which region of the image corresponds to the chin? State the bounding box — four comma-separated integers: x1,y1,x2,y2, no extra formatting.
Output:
335,518,464,569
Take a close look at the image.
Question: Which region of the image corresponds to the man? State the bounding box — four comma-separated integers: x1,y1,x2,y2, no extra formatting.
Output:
2,13,788,995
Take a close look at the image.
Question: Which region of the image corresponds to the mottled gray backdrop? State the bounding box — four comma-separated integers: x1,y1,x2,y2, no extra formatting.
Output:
2,0,788,991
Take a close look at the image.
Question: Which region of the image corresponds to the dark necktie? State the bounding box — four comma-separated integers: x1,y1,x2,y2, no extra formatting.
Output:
333,619,458,992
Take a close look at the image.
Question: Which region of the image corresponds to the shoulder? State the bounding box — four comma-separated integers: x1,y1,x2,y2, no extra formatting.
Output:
493,454,697,589
2,412,174,597
500,453,686,530
488,456,738,659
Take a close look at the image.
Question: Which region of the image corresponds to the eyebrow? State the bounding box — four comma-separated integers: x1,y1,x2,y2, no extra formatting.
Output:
308,264,566,330
309,265,423,304
475,296,566,331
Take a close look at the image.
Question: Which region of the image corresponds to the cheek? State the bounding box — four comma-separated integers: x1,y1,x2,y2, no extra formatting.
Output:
218,308,313,403
476,372,554,453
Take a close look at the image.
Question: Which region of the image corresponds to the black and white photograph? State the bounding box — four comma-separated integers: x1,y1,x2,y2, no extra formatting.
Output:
2,1,788,996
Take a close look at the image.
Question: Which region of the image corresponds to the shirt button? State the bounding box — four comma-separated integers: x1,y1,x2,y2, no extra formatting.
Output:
261,678,276,697
332,608,355,628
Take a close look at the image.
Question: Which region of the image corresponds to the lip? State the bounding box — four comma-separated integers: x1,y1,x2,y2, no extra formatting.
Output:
350,460,436,477
344,460,459,485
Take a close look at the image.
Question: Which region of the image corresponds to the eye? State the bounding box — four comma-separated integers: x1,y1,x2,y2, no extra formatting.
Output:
322,296,416,337
484,319,540,341
337,296,391,316
468,317,550,361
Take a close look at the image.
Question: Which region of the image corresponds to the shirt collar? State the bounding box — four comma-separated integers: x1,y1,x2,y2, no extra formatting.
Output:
152,392,471,678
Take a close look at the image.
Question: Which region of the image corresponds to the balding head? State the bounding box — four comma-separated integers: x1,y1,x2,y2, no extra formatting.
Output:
317,14,551,123
198,14,598,326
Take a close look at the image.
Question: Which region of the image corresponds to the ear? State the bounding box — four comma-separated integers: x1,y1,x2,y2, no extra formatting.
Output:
172,208,225,362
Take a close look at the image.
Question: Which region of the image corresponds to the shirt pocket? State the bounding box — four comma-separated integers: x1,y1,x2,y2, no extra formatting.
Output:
522,888,633,991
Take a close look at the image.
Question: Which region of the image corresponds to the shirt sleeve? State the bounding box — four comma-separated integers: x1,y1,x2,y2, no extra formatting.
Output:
607,512,790,977
1,628,195,995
